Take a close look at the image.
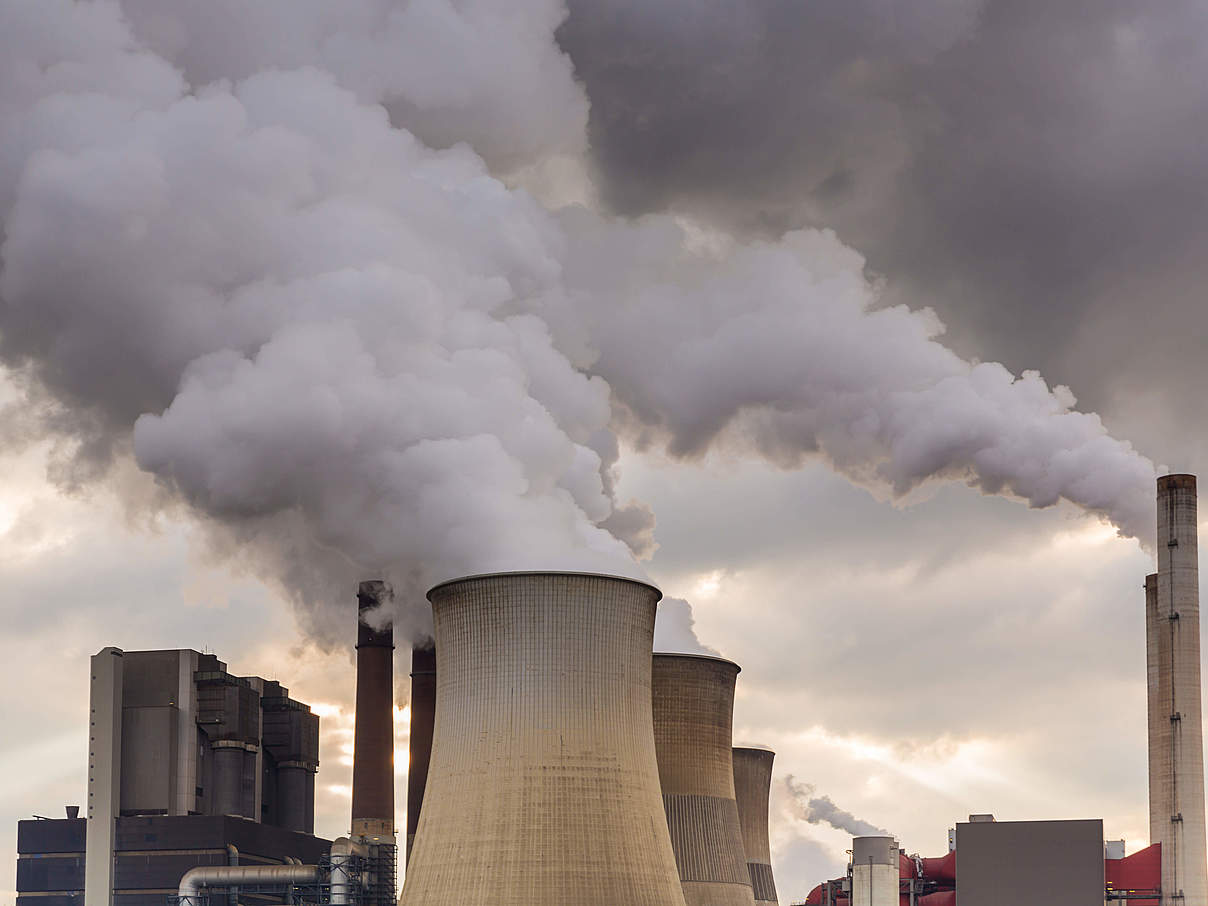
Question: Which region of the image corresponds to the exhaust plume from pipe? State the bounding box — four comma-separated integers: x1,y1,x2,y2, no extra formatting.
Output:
0,0,1157,645
784,776,888,838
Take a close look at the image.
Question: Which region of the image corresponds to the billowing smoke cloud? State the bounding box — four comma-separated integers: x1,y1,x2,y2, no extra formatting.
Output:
784,776,889,838
0,0,1155,644
558,1,1208,465
653,597,717,656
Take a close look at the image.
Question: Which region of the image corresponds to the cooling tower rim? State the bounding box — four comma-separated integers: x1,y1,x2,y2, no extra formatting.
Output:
425,569,662,602
653,650,741,672
733,744,776,755
1158,473,1196,490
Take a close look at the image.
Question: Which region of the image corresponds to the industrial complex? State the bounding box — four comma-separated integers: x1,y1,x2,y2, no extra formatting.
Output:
11,474,1208,905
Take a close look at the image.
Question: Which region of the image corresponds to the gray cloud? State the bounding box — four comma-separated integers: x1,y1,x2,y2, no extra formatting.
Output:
558,0,1208,465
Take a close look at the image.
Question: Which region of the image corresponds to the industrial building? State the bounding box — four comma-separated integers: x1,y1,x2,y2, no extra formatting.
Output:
799,473,1204,906
15,648,327,906
17,476,1200,906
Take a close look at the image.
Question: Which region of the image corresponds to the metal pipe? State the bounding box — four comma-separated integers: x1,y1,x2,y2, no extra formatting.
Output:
330,836,367,906
178,866,319,902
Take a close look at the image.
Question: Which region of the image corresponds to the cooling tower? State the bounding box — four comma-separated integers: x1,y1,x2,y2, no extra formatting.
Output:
732,748,778,904
851,836,898,906
405,644,436,864
1149,475,1208,906
652,654,756,906
399,572,688,906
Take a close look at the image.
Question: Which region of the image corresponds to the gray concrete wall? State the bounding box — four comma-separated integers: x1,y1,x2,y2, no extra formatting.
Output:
955,818,1103,906
400,572,688,906
733,748,778,903
1153,475,1208,906
653,654,755,906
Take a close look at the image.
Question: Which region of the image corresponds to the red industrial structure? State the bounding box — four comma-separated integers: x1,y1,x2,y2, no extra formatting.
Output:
798,842,1159,905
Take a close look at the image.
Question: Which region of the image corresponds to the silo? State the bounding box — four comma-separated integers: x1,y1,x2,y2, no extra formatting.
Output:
399,571,687,906
732,748,778,903
850,836,898,906
1150,475,1208,906
652,654,756,906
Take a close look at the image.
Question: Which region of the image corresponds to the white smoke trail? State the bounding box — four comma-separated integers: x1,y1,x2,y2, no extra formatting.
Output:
784,775,889,838
0,1,1155,643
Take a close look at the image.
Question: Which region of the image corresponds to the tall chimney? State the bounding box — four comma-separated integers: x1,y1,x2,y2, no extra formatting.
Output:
405,644,435,864
652,653,756,906
733,747,779,904
400,571,688,906
1150,475,1208,906
352,580,397,906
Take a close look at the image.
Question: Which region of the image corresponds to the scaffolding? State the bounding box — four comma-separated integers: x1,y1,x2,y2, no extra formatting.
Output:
169,852,377,906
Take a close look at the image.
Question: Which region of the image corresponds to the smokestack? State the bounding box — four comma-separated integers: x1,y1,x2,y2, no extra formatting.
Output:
652,654,755,906
405,644,435,865
352,580,395,840
1150,475,1208,906
851,836,898,906
400,572,688,906
733,748,779,904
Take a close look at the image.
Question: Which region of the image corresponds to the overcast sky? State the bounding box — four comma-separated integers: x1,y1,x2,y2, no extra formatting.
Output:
2,2,1206,903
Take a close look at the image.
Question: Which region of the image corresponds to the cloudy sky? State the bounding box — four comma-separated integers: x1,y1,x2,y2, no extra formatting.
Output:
1,1,1205,902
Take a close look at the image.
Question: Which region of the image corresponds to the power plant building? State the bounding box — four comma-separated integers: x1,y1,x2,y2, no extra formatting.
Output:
652,654,755,906
16,648,327,906
400,571,688,906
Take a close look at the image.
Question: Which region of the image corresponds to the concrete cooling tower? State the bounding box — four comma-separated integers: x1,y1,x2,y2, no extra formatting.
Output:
652,654,756,906
732,748,778,904
399,571,688,906
1148,474,1208,906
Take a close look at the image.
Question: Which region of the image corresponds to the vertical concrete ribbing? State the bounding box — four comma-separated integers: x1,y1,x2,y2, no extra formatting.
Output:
733,748,778,903
400,572,687,906
1154,475,1208,906
653,654,756,906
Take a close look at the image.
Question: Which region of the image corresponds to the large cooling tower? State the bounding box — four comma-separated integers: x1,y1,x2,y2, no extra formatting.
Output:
405,644,435,864
399,572,688,906
653,654,756,906
733,748,778,904
1149,475,1208,906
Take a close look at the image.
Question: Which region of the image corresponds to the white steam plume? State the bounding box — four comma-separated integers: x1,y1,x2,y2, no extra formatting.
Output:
784,776,890,838
0,1,1155,643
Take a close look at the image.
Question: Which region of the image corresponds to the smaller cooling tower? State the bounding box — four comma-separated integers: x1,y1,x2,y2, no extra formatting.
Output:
653,654,756,906
851,836,898,906
733,748,778,903
399,572,688,906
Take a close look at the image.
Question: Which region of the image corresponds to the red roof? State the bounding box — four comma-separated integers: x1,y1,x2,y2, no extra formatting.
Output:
1105,843,1160,906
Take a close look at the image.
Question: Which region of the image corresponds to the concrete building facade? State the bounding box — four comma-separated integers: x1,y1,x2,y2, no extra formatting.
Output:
653,654,755,906
400,571,688,906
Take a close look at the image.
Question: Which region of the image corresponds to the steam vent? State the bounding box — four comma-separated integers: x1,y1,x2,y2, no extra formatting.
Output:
1148,474,1208,906
733,748,779,903
399,572,688,906
653,654,756,906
